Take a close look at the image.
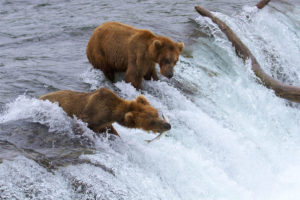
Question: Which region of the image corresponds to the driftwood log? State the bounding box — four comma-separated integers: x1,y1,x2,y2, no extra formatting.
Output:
256,0,271,9
195,5,300,103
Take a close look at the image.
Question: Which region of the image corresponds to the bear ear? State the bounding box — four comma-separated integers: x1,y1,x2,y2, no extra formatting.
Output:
136,95,149,105
177,42,184,52
124,112,135,126
153,40,162,50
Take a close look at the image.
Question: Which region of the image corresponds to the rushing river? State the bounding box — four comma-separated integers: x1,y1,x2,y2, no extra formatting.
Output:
1,0,300,199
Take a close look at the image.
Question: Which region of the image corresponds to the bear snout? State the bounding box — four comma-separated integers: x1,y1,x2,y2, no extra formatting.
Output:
158,122,171,132
165,72,173,79
160,65,174,79
163,122,171,131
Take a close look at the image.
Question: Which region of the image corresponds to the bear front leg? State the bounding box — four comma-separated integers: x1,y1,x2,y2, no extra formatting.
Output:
106,125,119,136
144,66,159,81
126,76,142,89
151,67,159,81
125,68,142,89
92,125,119,136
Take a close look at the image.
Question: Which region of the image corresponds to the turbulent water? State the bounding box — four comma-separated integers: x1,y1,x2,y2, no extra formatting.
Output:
1,0,300,199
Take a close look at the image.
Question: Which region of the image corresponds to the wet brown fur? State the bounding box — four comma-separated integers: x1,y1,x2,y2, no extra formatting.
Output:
39,88,171,136
86,22,184,89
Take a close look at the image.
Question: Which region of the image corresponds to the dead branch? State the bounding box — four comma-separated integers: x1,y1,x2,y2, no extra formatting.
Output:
195,5,300,103
256,0,271,9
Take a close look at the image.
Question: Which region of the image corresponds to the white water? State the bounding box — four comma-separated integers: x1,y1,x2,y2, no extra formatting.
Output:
1,4,300,200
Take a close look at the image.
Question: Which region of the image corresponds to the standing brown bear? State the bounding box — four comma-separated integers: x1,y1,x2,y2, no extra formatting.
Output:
86,22,184,89
39,88,171,136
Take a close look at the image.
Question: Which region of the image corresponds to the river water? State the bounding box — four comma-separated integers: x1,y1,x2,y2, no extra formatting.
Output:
1,0,300,199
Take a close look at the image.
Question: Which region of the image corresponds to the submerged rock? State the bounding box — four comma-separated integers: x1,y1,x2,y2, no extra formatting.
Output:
0,120,96,170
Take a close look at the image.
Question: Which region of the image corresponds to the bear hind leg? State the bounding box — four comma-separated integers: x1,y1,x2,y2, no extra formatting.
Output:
144,71,152,80
91,54,115,82
102,68,115,82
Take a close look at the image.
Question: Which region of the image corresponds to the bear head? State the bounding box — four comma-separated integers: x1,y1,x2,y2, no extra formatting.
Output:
151,37,184,79
124,95,171,133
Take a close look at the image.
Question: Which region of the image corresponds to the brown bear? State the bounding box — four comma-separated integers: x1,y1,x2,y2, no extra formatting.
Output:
39,88,171,136
86,22,184,89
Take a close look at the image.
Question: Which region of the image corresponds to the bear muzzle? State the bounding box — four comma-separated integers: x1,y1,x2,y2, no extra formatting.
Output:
162,122,171,131
160,65,174,79
164,71,173,79
158,114,171,132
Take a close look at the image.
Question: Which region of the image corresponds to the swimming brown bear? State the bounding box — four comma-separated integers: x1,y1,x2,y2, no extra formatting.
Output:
39,88,171,136
86,22,184,89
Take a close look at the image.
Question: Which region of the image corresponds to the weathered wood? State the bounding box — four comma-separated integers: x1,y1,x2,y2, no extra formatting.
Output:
256,0,271,9
195,5,300,103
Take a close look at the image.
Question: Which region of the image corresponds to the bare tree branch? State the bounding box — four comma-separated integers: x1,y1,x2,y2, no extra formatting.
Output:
256,0,271,9
195,5,300,103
